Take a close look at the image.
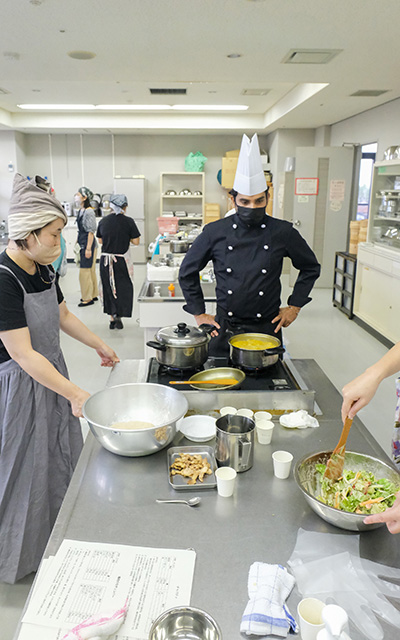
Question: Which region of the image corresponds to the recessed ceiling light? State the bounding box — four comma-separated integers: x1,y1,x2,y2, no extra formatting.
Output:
96,104,172,110
17,104,96,110
172,104,248,111
17,103,249,112
227,53,242,59
242,88,270,96
68,51,96,60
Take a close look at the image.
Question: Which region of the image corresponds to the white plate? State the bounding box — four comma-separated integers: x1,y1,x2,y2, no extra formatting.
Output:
179,415,216,442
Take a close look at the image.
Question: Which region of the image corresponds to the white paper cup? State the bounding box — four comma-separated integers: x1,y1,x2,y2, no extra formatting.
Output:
297,598,325,640
215,466,237,497
254,411,272,423
256,420,274,444
237,408,254,419
220,406,237,417
272,450,293,479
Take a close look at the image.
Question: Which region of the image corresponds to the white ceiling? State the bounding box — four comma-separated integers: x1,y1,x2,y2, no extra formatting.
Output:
0,0,398,134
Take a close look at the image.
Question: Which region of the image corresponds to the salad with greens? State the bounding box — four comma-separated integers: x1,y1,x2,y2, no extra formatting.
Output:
315,463,399,515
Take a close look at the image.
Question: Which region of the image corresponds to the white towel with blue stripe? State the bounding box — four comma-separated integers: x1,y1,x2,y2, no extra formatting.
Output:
240,562,299,636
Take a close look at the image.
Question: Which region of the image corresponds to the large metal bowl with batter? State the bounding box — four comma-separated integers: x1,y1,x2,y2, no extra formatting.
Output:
83,383,188,457
294,450,400,531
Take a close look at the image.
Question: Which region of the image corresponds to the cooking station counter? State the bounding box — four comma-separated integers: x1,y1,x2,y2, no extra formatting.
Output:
13,359,400,640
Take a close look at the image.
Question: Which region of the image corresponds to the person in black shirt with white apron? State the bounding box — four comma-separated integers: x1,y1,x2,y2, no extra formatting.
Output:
96,194,141,330
0,174,119,584
179,134,321,357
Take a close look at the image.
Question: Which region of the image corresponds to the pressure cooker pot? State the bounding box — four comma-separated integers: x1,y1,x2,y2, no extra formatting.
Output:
147,322,213,370
228,332,285,370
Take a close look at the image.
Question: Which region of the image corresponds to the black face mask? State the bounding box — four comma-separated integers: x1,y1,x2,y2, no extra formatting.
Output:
236,205,266,227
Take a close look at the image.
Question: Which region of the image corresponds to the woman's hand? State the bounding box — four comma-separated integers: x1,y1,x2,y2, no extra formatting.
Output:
272,306,300,333
85,248,92,259
194,313,220,337
96,343,120,367
70,389,91,417
341,368,380,422
364,492,400,534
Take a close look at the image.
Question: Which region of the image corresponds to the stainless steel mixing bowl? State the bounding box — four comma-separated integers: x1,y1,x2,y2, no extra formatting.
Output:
149,606,222,640
83,383,188,457
294,450,400,531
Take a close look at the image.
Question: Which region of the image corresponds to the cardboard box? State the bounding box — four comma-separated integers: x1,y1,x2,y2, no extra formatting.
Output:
221,157,238,189
225,149,240,158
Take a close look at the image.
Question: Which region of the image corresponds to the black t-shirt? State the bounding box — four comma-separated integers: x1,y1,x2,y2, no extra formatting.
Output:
0,251,64,363
96,214,140,254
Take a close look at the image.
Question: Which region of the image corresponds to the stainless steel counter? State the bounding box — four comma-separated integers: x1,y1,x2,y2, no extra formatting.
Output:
14,360,400,640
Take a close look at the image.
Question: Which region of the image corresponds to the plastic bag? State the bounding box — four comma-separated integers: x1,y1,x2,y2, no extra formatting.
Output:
184,151,207,172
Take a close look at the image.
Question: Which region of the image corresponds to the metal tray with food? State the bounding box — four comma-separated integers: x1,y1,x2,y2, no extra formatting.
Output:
167,445,217,491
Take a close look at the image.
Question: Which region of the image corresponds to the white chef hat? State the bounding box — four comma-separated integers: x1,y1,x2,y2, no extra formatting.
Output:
233,133,267,196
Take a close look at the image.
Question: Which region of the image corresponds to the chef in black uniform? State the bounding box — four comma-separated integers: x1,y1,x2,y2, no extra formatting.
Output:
179,134,321,357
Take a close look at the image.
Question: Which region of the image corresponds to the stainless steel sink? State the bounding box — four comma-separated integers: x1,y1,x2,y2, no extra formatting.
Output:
138,280,216,302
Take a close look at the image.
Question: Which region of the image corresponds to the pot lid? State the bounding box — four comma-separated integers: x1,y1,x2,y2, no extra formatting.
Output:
156,322,209,346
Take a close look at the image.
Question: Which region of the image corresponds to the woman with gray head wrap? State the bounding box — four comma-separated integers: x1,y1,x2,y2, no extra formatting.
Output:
0,174,119,583
74,186,98,306
96,193,140,329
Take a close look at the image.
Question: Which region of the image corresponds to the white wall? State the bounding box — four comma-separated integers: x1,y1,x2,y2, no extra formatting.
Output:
330,97,400,156
0,131,19,219
13,132,270,243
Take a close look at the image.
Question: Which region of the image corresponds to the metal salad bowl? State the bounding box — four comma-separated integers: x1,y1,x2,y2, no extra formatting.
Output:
294,450,400,531
83,383,188,457
149,606,222,640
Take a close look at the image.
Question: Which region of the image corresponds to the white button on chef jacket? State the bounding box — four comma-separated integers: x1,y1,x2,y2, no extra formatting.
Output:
259,291,264,296
228,311,233,316
228,246,233,251
228,290,233,295
264,245,269,250
232,224,237,229
226,267,232,273
261,224,266,228
261,269,267,274
257,313,262,318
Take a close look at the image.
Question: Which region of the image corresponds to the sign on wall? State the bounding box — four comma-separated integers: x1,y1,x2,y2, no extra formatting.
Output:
295,177,319,196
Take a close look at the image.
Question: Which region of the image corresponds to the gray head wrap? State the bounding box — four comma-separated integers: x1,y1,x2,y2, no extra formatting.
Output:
8,173,67,240
110,193,128,214
78,186,94,203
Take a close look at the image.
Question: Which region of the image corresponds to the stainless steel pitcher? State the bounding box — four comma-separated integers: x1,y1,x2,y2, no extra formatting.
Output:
215,415,255,473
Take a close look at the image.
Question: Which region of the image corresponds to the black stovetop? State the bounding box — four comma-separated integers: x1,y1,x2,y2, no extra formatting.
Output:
146,357,299,391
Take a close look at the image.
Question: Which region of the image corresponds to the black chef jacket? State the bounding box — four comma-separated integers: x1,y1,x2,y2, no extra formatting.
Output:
179,213,320,324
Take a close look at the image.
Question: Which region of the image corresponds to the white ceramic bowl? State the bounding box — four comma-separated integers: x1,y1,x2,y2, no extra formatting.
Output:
179,415,216,442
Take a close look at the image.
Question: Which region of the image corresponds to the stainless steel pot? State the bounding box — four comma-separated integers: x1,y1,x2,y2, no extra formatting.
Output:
147,322,213,370
215,414,255,472
170,238,191,253
228,332,285,370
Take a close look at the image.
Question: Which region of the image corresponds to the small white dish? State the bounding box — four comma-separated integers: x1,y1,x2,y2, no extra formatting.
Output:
179,415,216,442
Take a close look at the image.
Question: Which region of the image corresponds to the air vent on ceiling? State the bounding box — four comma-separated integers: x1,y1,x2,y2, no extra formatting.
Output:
282,49,342,64
350,89,389,97
241,88,270,96
0,87,10,95
149,88,187,95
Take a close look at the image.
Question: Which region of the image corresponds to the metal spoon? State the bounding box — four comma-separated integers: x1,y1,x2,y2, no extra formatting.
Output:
156,497,201,507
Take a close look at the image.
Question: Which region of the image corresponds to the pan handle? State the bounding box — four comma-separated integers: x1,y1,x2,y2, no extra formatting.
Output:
263,346,285,356
146,340,167,352
198,323,217,334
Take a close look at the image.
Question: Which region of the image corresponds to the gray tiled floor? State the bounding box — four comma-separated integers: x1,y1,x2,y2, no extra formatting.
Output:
2,263,395,640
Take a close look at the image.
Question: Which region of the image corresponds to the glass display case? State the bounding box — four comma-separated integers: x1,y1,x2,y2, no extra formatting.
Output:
368,160,400,250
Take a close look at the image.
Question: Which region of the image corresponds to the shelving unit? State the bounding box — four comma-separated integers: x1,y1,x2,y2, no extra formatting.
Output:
369,161,400,248
333,251,357,318
160,172,205,225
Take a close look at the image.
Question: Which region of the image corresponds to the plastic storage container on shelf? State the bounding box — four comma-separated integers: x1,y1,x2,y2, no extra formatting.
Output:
157,217,179,234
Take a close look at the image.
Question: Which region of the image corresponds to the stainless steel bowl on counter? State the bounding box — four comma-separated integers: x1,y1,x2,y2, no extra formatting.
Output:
294,450,400,531
149,606,222,640
83,383,188,457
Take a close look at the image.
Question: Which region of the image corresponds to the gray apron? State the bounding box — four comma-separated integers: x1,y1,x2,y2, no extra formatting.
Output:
0,265,83,583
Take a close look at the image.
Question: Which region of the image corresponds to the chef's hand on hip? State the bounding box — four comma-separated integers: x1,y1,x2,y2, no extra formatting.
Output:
70,389,91,417
96,344,120,367
272,306,300,332
194,313,220,337
364,491,400,534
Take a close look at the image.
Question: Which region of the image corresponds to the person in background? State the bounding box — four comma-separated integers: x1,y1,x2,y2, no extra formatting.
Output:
96,194,140,329
0,173,119,583
341,342,400,534
179,134,320,356
75,186,98,307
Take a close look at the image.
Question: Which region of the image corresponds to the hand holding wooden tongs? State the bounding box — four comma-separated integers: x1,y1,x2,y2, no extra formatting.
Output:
323,416,353,481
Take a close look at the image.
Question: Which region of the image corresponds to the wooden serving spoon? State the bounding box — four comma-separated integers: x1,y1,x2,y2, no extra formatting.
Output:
169,378,238,386
323,416,353,481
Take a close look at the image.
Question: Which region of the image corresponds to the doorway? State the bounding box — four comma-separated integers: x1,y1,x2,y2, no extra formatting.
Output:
356,142,377,221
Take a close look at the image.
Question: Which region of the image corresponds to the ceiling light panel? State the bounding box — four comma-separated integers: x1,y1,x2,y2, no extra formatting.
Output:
350,90,389,97
241,89,270,96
